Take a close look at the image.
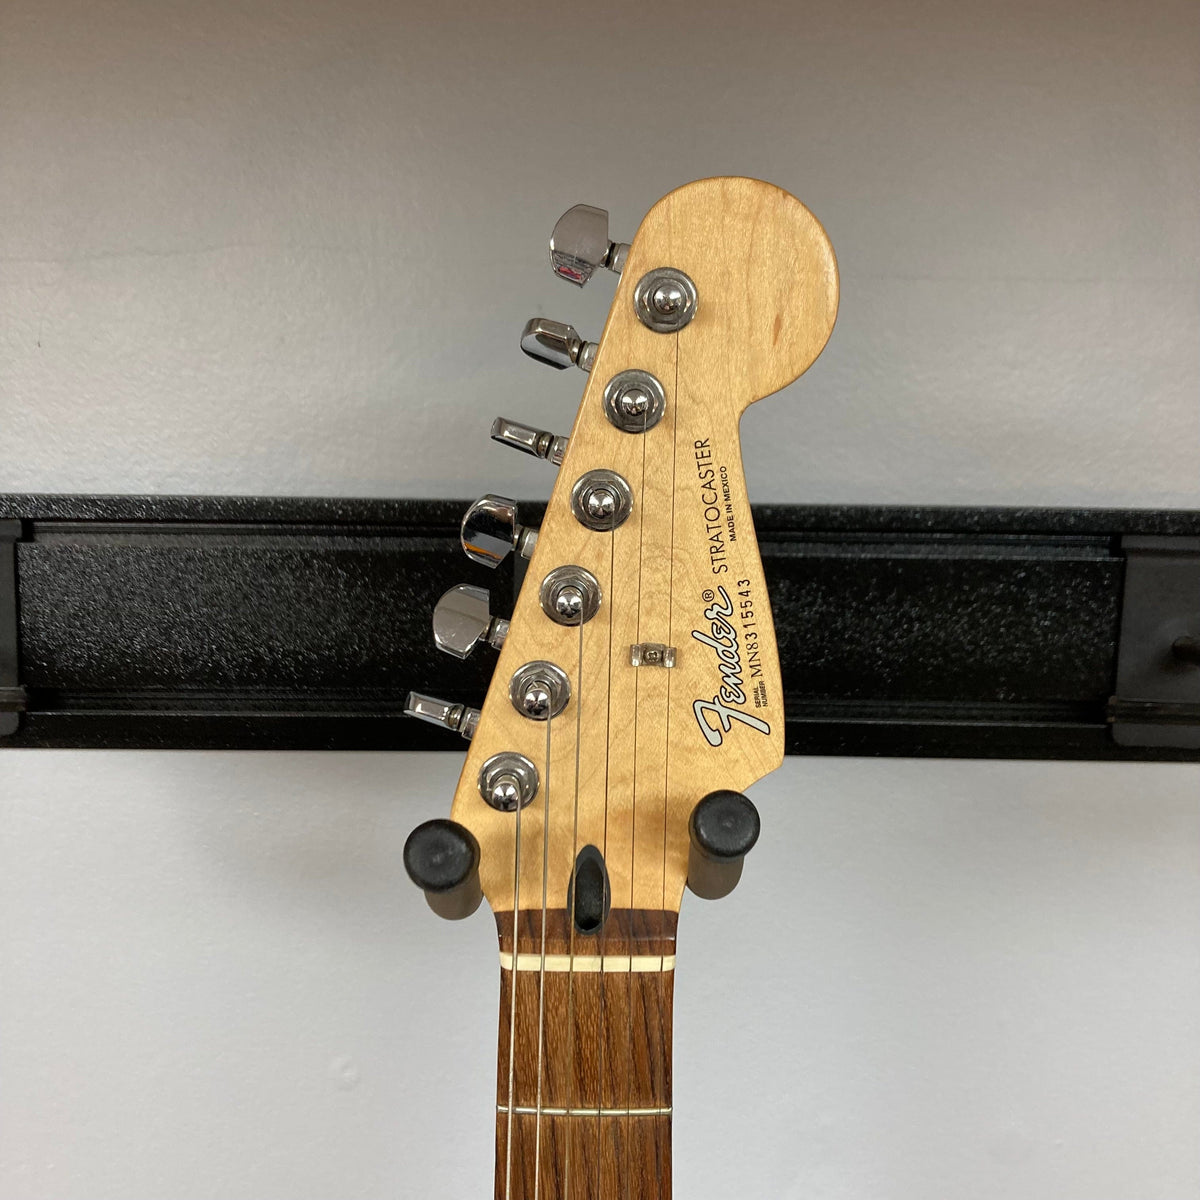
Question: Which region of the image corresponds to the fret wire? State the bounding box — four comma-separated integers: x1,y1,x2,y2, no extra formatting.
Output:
501,1106,672,1118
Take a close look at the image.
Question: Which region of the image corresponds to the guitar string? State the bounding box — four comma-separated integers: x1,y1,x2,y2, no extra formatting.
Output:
532,702,552,1200
503,701,525,1200
531,331,671,1196
595,503,616,1200
659,328,679,1121
625,397,650,1198
561,611,584,1200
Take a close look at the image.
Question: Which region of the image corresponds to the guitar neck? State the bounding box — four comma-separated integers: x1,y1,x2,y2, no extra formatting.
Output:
495,910,677,1199
403,178,838,1199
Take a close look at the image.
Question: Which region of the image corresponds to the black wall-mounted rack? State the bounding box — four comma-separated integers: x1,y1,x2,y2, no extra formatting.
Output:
1,495,1197,760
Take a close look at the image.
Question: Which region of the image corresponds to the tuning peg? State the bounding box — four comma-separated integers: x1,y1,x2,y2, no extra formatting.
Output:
490,416,569,465
433,584,509,659
403,691,481,741
404,818,483,920
686,790,761,900
549,204,630,287
520,318,597,373
461,495,538,568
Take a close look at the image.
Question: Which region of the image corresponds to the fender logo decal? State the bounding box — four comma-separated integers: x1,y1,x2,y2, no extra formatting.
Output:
691,586,771,747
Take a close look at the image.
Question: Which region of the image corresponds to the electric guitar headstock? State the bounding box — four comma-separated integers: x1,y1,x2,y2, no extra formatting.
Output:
404,177,837,1199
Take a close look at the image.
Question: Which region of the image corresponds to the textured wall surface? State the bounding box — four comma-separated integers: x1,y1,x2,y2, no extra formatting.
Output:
1,0,1198,1197
2,0,1198,506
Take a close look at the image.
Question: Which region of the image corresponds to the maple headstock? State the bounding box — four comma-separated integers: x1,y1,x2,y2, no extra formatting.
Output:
408,177,838,924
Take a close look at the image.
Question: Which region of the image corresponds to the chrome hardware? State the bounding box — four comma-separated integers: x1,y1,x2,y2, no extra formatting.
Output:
603,369,666,433
570,469,633,531
490,416,569,466
509,661,571,721
478,752,540,812
432,585,509,659
540,565,602,626
633,267,698,333
630,643,675,668
549,204,630,287
555,587,583,620
520,318,598,373
403,691,481,741
461,495,539,568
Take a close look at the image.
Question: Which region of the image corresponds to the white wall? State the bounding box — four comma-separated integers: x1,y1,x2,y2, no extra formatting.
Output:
1,0,1197,1197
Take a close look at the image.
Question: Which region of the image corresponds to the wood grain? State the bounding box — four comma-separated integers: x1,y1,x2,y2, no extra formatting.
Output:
447,177,838,1199
450,176,839,916
495,910,676,1200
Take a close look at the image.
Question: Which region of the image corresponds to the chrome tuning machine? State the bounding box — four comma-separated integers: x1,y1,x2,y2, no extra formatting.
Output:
490,417,568,465
432,584,508,660
460,494,538,568
520,318,596,373
403,692,481,741
549,204,629,287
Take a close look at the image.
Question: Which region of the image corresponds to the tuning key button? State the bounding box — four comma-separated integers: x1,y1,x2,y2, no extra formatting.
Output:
686,789,761,900
520,318,597,373
404,818,483,920
461,495,539,568
491,417,569,466
432,585,509,660
403,691,481,741
549,204,630,287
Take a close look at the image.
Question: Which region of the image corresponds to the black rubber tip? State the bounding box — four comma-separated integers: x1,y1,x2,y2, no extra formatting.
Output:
690,790,760,861
403,818,480,893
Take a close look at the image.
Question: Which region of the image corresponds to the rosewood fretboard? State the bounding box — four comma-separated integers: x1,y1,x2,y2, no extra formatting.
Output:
494,909,677,1200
